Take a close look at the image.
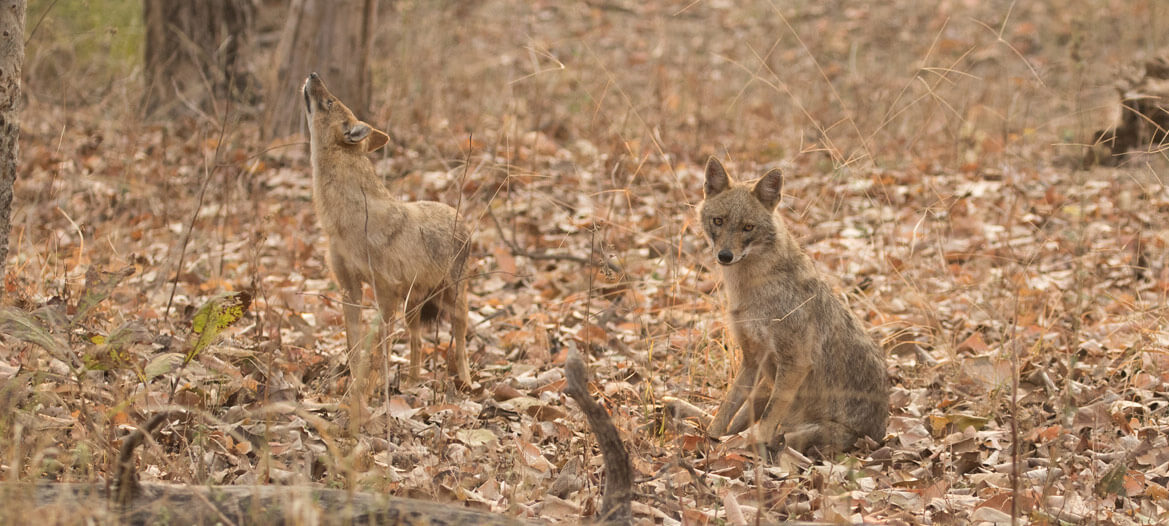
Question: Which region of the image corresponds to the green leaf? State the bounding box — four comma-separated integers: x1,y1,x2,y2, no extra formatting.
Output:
70,266,135,329
0,307,71,360
188,291,252,362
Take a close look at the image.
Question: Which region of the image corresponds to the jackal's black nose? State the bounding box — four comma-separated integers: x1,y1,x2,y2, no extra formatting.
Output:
717,250,734,264
309,72,319,79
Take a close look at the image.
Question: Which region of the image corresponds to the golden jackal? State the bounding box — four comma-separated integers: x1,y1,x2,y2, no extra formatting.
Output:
699,157,887,455
303,73,473,389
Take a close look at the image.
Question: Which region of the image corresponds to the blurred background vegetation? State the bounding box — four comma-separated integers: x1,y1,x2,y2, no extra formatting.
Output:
18,0,1168,171
25,0,142,103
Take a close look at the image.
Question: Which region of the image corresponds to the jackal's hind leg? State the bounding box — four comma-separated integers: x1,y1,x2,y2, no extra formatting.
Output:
752,354,811,449
446,285,473,389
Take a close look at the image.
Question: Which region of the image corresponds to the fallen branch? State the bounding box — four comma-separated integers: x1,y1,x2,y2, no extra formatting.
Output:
563,348,634,525
487,207,591,265
114,410,184,507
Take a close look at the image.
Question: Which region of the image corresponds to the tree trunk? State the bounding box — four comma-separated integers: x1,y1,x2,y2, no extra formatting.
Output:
0,0,25,296
261,0,376,139
142,0,256,118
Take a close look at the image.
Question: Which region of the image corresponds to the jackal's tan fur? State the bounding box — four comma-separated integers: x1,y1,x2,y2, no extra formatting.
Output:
303,73,473,389
699,157,887,455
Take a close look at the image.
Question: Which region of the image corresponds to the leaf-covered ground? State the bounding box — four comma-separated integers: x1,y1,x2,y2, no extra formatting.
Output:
3,1,1168,524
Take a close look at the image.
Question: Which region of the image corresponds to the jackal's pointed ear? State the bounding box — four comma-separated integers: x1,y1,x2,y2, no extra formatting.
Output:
344,121,389,152
343,122,372,145
704,157,730,197
364,127,389,153
753,168,783,209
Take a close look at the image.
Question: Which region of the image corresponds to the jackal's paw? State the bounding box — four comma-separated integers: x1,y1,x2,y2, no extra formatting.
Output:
662,397,713,427
747,440,782,463
751,435,816,464
453,375,479,393
336,403,373,438
704,416,732,439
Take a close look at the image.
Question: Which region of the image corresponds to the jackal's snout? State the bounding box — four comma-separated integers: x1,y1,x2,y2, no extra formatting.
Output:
303,72,328,115
713,243,745,266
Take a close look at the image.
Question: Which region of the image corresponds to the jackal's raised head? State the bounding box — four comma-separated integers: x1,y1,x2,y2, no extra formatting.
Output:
303,73,389,153
699,157,785,266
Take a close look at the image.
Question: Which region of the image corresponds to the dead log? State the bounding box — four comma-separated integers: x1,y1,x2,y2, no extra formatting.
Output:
5,481,531,526
106,409,533,525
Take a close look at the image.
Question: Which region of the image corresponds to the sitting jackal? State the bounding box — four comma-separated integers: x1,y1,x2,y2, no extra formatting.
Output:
699,157,888,455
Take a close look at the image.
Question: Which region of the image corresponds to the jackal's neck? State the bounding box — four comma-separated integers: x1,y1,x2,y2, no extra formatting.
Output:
309,145,393,199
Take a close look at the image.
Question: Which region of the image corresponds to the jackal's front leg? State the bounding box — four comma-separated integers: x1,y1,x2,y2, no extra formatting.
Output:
404,305,424,385
727,361,777,435
753,348,812,449
708,360,759,438
330,255,370,397
331,256,371,428
329,255,365,355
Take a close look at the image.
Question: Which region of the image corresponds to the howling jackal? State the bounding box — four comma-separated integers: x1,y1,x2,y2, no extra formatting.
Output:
303,73,473,389
699,157,887,455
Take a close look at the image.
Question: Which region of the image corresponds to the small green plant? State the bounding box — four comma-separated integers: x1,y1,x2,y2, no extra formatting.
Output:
0,266,140,377
0,268,251,385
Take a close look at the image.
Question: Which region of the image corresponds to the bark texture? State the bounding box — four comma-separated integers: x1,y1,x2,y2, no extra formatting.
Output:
0,0,25,293
142,0,256,118
261,0,376,139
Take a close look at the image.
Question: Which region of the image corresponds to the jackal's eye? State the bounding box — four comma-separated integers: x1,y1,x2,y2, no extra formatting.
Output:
712,217,723,226
743,224,754,232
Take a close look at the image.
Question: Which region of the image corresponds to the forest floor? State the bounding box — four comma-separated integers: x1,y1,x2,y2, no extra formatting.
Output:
3,1,1168,524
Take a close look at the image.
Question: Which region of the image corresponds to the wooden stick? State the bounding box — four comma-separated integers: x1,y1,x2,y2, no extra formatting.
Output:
563,348,633,525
